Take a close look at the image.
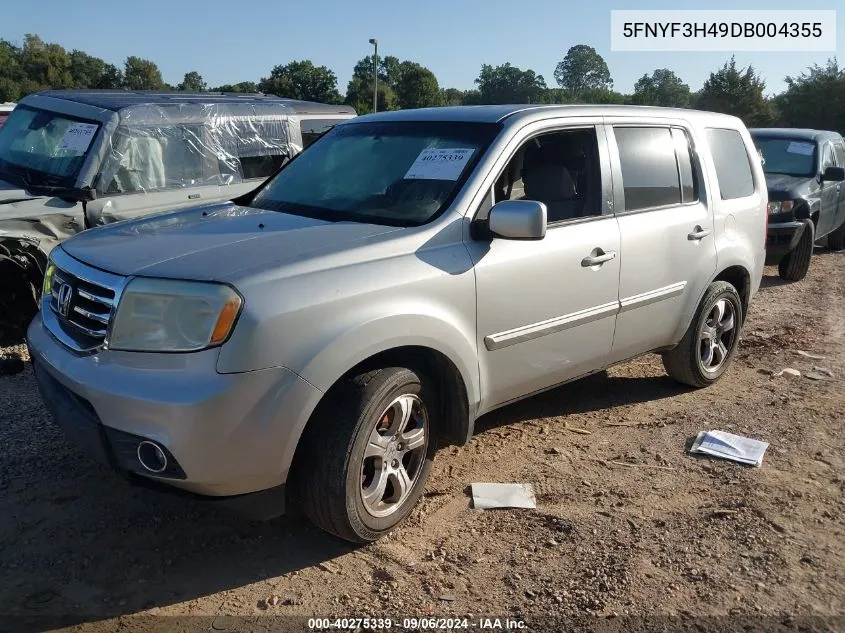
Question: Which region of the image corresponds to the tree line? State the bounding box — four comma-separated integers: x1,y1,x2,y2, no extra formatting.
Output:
1,35,843,132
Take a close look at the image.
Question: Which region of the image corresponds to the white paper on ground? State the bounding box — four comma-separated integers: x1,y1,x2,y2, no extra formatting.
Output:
58,122,98,153
404,148,475,180
689,430,769,467
471,483,537,509
786,141,814,156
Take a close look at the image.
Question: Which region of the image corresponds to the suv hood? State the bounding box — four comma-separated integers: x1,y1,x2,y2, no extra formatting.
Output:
764,173,814,197
60,202,404,281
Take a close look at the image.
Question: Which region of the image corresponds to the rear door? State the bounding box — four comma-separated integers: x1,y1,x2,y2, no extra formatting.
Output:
833,140,845,232
605,122,718,364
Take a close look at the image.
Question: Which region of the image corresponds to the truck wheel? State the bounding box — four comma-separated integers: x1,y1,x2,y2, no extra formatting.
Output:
828,220,845,251
662,281,743,388
297,367,436,543
778,220,814,281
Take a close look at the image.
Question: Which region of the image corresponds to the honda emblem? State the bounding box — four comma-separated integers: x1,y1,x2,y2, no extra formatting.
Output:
57,283,74,318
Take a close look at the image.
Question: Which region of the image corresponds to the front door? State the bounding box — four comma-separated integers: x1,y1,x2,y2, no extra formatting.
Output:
818,141,841,237
467,124,621,410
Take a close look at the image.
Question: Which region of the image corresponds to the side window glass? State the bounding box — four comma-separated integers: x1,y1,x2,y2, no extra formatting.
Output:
671,127,698,204
821,143,835,171
99,124,217,194
705,128,755,200
614,126,680,211
491,127,603,223
834,142,845,166
300,118,344,149
231,119,291,181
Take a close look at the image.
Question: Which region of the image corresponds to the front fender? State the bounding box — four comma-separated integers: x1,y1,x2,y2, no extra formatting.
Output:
268,313,480,483
297,313,480,406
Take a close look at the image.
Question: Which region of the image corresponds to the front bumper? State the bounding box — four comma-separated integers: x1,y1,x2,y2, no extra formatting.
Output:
766,220,806,265
27,313,323,506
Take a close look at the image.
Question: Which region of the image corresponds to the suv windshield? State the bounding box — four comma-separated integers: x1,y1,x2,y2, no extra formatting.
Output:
0,106,100,187
753,136,817,177
251,121,499,226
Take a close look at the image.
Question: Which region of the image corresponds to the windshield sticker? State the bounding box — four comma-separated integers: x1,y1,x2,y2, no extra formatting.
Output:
786,141,814,156
404,148,475,180
58,122,98,153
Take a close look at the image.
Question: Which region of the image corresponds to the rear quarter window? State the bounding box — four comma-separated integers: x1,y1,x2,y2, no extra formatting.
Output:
706,128,755,200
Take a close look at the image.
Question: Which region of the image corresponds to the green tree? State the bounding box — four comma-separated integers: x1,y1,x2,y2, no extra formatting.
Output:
212,81,258,93
474,63,547,104
68,50,123,89
178,70,206,92
124,56,165,90
18,34,73,91
696,57,774,126
441,88,465,106
352,54,401,88
554,45,612,95
631,69,691,108
258,60,341,103
775,59,845,131
394,61,441,109
0,40,24,100
345,75,397,114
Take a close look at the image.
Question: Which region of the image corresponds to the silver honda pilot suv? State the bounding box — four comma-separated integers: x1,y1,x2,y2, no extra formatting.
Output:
27,105,767,542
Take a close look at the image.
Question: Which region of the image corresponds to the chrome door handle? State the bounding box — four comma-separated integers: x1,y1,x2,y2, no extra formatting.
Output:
581,250,617,267
688,227,712,241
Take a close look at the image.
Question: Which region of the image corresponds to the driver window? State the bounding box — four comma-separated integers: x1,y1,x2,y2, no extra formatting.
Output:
821,143,835,172
492,128,602,224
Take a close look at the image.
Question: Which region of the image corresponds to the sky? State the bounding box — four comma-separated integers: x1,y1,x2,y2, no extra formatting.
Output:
2,0,842,97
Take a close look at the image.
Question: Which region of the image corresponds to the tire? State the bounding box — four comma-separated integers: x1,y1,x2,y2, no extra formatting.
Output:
828,220,845,251
662,281,743,388
778,220,814,281
297,367,437,543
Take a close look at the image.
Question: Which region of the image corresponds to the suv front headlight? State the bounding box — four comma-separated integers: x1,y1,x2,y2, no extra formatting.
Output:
767,200,794,215
109,278,242,352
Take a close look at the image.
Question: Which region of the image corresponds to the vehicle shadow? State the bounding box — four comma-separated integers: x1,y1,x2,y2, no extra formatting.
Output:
473,369,687,435
1,361,686,630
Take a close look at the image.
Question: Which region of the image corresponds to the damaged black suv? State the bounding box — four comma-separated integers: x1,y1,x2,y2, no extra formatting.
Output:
751,128,845,281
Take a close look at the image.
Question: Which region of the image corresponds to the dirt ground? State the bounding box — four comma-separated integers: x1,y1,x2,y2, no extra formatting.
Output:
1,251,843,633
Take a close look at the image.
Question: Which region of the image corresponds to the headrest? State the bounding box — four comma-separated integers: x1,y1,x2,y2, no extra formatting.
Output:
523,163,575,201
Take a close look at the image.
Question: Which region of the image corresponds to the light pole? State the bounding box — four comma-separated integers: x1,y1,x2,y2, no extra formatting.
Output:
368,38,378,113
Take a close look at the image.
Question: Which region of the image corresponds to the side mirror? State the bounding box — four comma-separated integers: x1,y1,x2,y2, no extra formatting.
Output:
487,200,547,240
822,166,845,182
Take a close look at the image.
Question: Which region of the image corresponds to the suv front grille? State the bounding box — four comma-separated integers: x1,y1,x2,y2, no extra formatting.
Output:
51,272,114,340
44,248,127,353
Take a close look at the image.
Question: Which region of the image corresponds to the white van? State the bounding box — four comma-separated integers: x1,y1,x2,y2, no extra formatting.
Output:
0,90,356,341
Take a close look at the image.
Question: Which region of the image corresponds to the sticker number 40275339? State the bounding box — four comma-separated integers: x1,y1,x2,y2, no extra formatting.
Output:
58,122,99,154
404,148,475,181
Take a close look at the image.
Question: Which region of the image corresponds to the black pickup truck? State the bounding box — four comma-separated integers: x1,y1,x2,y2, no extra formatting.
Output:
750,128,845,281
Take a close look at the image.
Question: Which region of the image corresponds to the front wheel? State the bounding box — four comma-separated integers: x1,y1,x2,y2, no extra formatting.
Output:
778,220,814,281
297,367,436,543
662,281,743,388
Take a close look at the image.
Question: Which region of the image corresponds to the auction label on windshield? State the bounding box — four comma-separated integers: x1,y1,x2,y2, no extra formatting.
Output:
58,122,98,153
405,148,475,181
787,141,815,156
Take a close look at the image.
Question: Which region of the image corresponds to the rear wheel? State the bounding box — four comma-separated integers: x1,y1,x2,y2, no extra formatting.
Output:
828,220,845,251
778,220,814,281
297,367,436,543
662,281,743,388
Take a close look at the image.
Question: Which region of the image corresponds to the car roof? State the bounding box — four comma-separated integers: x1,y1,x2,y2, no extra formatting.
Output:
32,90,356,116
350,104,743,125
750,128,843,142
